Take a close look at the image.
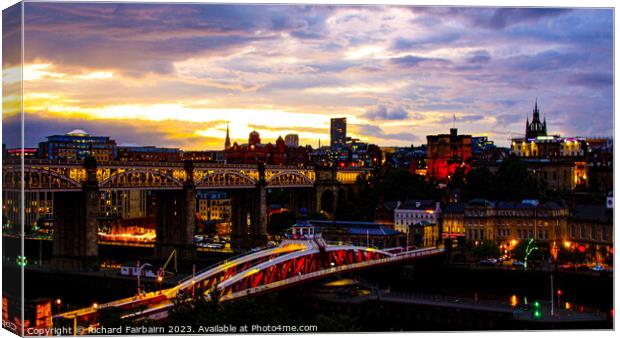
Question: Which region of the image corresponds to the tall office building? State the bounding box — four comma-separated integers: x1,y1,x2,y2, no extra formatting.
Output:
330,117,347,149
284,134,299,148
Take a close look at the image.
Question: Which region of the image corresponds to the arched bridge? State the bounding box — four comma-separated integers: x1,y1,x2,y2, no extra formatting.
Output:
54,241,444,327
2,159,368,191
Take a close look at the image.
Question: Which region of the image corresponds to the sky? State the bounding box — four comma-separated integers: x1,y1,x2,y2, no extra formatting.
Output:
2,3,614,149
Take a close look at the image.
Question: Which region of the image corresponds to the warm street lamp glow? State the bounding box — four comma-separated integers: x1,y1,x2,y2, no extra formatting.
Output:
92,302,98,309
564,241,571,249
55,299,62,305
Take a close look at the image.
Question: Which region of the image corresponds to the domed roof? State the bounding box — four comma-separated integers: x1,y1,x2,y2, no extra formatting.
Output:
66,129,89,136
249,130,259,135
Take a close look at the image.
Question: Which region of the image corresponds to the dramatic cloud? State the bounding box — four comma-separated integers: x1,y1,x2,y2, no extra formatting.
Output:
363,104,409,121
6,3,612,149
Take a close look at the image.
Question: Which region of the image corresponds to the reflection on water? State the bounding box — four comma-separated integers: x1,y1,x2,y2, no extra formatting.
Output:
507,294,593,315
510,294,518,307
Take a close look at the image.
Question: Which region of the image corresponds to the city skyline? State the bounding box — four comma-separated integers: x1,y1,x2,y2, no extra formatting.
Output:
2,4,613,150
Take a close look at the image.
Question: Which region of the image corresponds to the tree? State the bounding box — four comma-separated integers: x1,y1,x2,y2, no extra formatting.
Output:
267,211,296,235
472,241,500,259
493,155,541,201
462,167,494,201
375,168,435,201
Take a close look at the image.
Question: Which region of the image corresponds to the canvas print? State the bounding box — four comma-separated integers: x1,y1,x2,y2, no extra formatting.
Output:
1,1,614,335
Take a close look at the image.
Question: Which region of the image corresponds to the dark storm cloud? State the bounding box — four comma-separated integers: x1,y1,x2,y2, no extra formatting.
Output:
22,3,335,76
351,124,420,143
363,105,409,121
2,3,21,67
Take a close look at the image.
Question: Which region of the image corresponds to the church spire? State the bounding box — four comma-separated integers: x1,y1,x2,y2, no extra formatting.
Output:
525,98,547,139
224,123,231,150
532,98,540,123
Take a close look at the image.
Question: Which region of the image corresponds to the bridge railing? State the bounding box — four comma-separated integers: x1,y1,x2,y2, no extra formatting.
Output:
177,249,259,285
12,158,319,169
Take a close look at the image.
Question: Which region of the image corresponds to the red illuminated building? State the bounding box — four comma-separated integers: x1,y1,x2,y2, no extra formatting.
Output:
426,128,472,182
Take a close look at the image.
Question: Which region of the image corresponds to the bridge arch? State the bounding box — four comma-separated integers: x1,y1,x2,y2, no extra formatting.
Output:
4,167,82,190
267,171,314,187
99,169,183,189
195,171,257,188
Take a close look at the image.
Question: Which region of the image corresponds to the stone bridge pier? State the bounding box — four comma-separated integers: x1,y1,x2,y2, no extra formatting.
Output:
155,161,196,260
230,164,268,251
288,188,316,218
52,158,99,271
314,168,340,219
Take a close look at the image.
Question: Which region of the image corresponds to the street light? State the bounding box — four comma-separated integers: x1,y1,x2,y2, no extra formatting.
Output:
92,302,98,310
55,299,62,314
157,276,163,294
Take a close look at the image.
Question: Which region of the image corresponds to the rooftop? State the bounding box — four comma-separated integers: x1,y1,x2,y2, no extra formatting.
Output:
570,204,613,223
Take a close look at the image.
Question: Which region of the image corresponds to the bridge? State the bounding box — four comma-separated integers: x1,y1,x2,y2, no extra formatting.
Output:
53,229,444,329
2,159,367,191
2,159,370,270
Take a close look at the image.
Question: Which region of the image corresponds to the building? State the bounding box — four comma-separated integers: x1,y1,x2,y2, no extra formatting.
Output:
38,130,117,161
426,128,472,182
308,146,334,167
510,102,591,191
471,136,496,155
442,203,466,239
374,200,398,228
284,134,299,148
308,220,404,249
586,138,613,193
410,220,439,248
394,200,441,234
2,191,54,236
117,146,182,162
494,201,566,246
463,199,496,243
183,150,225,163
6,148,38,159
386,145,427,174
196,191,232,222
330,117,347,149
567,203,613,263
522,158,588,191
525,100,547,139
457,199,569,254
225,130,309,165
511,136,587,159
